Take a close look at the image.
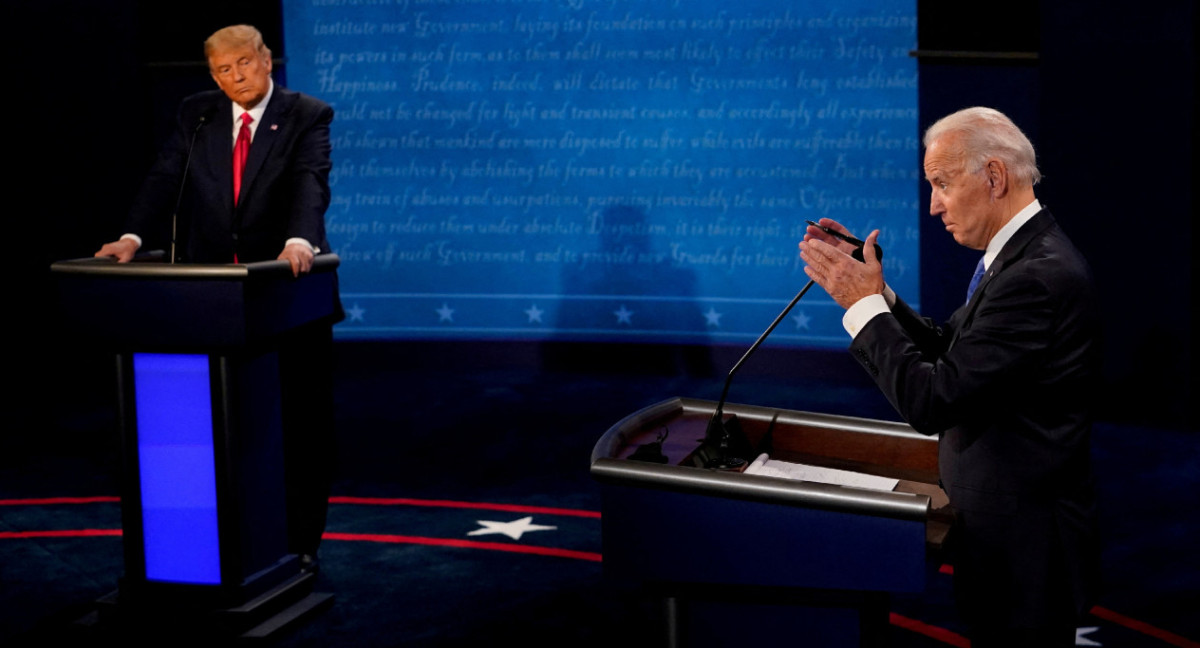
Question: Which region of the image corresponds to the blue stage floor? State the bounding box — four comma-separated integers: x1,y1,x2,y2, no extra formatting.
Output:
2,342,1196,646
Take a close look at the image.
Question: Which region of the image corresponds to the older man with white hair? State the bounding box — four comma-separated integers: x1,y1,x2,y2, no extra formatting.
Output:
800,107,1100,646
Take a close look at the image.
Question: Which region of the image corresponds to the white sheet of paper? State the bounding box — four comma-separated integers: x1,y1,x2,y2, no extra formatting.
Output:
744,453,899,492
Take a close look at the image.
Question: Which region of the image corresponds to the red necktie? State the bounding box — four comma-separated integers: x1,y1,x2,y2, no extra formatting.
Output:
233,112,253,206
232,112,253,263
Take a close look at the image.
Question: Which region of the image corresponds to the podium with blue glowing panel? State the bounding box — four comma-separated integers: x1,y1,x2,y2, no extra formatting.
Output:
592,398,950,647
52,255,339,635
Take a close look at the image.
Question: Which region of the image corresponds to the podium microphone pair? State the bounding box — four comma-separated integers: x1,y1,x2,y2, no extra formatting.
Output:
696,222,883,470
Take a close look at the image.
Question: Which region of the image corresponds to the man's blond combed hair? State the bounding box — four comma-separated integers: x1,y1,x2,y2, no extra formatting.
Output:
204,24,271,61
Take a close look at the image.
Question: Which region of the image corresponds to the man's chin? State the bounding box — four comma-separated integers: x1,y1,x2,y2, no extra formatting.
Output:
953,234,985,250
234,93,264,110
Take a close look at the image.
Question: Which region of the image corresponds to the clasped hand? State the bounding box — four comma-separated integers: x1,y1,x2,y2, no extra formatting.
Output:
798,218,885,309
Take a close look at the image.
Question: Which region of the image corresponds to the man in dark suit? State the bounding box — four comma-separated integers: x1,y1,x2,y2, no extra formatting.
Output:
96,24,331,273
799,107,1100,646
96,25,337,564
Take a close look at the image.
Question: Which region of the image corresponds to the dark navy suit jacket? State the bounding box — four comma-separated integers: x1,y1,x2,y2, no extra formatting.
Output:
122,85,340,555
850,210,1101,629
126,86,333,264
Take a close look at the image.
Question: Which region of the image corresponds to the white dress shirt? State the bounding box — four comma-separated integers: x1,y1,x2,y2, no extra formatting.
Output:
123,79,316,255
841,198,1043,338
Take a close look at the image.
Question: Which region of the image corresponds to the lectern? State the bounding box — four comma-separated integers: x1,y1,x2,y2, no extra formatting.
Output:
592,397,949,647
51,255,339,637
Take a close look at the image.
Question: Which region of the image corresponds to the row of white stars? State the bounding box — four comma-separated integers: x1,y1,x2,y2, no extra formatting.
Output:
345,302,812,330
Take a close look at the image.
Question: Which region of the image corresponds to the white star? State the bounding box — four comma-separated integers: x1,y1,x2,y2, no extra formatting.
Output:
613,304,634,325
467,516,557,541
1075,626,1101,646
703,307,722,327
524,304,544,324
346,302,366,322
792,310,811,329
436,303,455,322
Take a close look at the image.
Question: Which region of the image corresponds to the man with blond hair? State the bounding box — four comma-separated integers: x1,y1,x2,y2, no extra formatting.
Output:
800,107,1100,646
97,25,338,566
97,24,332,276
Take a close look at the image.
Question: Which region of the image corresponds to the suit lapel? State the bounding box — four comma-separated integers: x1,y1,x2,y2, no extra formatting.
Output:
947,209,1056,349
205,97,235,223
238,88,295,214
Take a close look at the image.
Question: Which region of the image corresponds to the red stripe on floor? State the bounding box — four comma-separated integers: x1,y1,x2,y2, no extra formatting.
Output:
0,497,120,506
0,495,600,519
328,496,601,519
323,531,602,562
4,525,1195,648
889,612,970,647
0,529,122,539
1090,605,1200,647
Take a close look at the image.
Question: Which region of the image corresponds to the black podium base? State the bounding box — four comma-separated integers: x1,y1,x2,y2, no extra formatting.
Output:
75,572,332,642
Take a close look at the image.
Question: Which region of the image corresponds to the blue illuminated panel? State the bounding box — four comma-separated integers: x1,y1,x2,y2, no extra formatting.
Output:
133,353,221,584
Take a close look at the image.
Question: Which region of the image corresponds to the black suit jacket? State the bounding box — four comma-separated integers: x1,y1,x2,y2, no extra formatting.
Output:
850,210,1101,628
126,86,333,264
123,86,340,554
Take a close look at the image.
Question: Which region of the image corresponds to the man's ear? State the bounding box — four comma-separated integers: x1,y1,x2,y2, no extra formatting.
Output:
986,159,1008,196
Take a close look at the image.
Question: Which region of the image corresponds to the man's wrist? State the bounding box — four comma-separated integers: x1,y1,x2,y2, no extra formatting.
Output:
842,293,890,339
284,237,318,254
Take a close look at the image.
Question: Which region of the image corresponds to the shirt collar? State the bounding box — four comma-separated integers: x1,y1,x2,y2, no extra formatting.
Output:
232,79,274,127
984,198,1041,269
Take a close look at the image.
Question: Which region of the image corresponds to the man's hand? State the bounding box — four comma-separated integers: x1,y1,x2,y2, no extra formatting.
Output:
803,218,861,257
799,229,885,309
94,238,138,263
278,242,315,277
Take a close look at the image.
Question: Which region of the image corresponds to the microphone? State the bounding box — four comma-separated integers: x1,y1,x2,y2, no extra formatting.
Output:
806,220,883,261
169,108,216,263
697,227,883,470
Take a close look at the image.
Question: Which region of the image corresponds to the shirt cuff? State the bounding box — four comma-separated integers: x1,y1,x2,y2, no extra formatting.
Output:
120,233,142,248
842,293,890,339
285,237,319,254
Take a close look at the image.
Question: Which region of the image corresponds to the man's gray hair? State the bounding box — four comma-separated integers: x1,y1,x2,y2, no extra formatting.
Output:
923,107,1041,187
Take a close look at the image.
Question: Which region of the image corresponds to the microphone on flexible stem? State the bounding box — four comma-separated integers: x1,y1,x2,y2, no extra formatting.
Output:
169,109,215,264
698,233,883,470
698,279,816,470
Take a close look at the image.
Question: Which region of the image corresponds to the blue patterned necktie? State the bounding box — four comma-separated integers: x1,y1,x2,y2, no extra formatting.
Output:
966,257,986,303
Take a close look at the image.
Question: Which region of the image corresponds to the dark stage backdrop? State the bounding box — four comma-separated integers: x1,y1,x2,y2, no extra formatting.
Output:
282,0,919,348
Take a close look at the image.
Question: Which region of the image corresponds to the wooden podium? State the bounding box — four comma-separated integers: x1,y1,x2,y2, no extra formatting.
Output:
591,397,949,647
51,255,339,637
